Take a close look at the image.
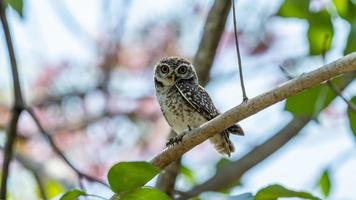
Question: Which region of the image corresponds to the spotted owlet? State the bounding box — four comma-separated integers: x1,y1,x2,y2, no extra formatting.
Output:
154,56,244,156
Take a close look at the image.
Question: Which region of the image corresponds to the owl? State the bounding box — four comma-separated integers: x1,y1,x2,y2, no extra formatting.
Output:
154,56,244,156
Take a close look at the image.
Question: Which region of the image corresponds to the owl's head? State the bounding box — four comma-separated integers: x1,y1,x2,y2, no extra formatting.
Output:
154,57,198,87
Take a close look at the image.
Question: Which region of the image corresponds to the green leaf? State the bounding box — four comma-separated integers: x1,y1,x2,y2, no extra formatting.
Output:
43,179,65,198
344,25,356,55
215,158,231,171
332,0,356,22
347,96,356,136
255,184,321,200
180,165,196,184
277,0,310,18
318,169,332,197
60,189,86,200
285,84,334,117
4,0,23,17
307,10,334,55
107,161,160,193
115,187,170,200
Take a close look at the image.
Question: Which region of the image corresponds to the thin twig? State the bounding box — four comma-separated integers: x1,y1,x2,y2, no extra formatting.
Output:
321,34,356,112
0,2,25,198
327,81,356,111
0,145,48,200
231,0,248,101
26,107,109,187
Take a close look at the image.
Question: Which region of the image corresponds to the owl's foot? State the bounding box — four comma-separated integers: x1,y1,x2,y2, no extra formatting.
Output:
166,132,187,147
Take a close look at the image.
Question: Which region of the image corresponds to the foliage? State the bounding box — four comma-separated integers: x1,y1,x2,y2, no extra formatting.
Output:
180,165,197,185
347,96,356,136
255,184,320,200
107,161,160,193
114,187,170,200
42,179,65,199
332,0,356,54
285,82,334,117
4,0,23,17
59,189,86,200
317,169,332,198
277,0,334,55
107,161,169,200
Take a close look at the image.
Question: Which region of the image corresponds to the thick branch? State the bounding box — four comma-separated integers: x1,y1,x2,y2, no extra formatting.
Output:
194,0,231,86
150,53,356,169
186,73,355,196
155,156,182,197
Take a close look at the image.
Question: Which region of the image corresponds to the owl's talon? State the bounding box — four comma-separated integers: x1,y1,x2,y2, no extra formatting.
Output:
166,133,186,147
187,125,192,131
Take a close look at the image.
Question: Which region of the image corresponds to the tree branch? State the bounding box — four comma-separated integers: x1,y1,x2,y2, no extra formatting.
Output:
185,73,355,196
0,145,48,200
193,0,231,86
184,117,310,196
0,2,25,198
150,53,356,169
327,81,356,112
26,107,109,187
155,155,182,197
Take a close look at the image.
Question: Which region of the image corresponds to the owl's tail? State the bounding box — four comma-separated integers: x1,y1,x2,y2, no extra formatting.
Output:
209,124,244,156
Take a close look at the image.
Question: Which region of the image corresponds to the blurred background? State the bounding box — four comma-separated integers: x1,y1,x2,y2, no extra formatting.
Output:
0,0,355,199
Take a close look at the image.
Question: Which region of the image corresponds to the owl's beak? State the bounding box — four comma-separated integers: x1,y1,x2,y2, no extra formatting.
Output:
171,74,176,82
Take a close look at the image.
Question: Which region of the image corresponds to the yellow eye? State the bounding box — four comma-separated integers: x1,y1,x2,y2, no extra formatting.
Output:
160,64,170,74
178,65,188,74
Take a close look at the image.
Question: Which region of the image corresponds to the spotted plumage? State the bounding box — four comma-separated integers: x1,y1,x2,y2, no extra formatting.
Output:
154,56,244,156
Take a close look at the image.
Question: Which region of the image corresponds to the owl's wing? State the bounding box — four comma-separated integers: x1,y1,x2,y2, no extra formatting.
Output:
175,81,244,136
175,82,219,120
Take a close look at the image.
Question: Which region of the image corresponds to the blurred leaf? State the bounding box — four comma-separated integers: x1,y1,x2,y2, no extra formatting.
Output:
214,158,241,193
332,0,356,22
347,96,356,136
318,169,332,197
277,0,310,18
188,197,201,200
227,193,254,200
285,84,334,116
115,187,170,200
43,179,65,198
216,158,231,171
4,0,23,17
344,25,356,55
107,161,160,193
307,10,333,55
255,184,320,200
59,189,86,200
180,165,197,184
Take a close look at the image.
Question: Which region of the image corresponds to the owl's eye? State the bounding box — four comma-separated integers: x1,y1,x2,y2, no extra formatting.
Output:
160,64,170,74
177,64,188,74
